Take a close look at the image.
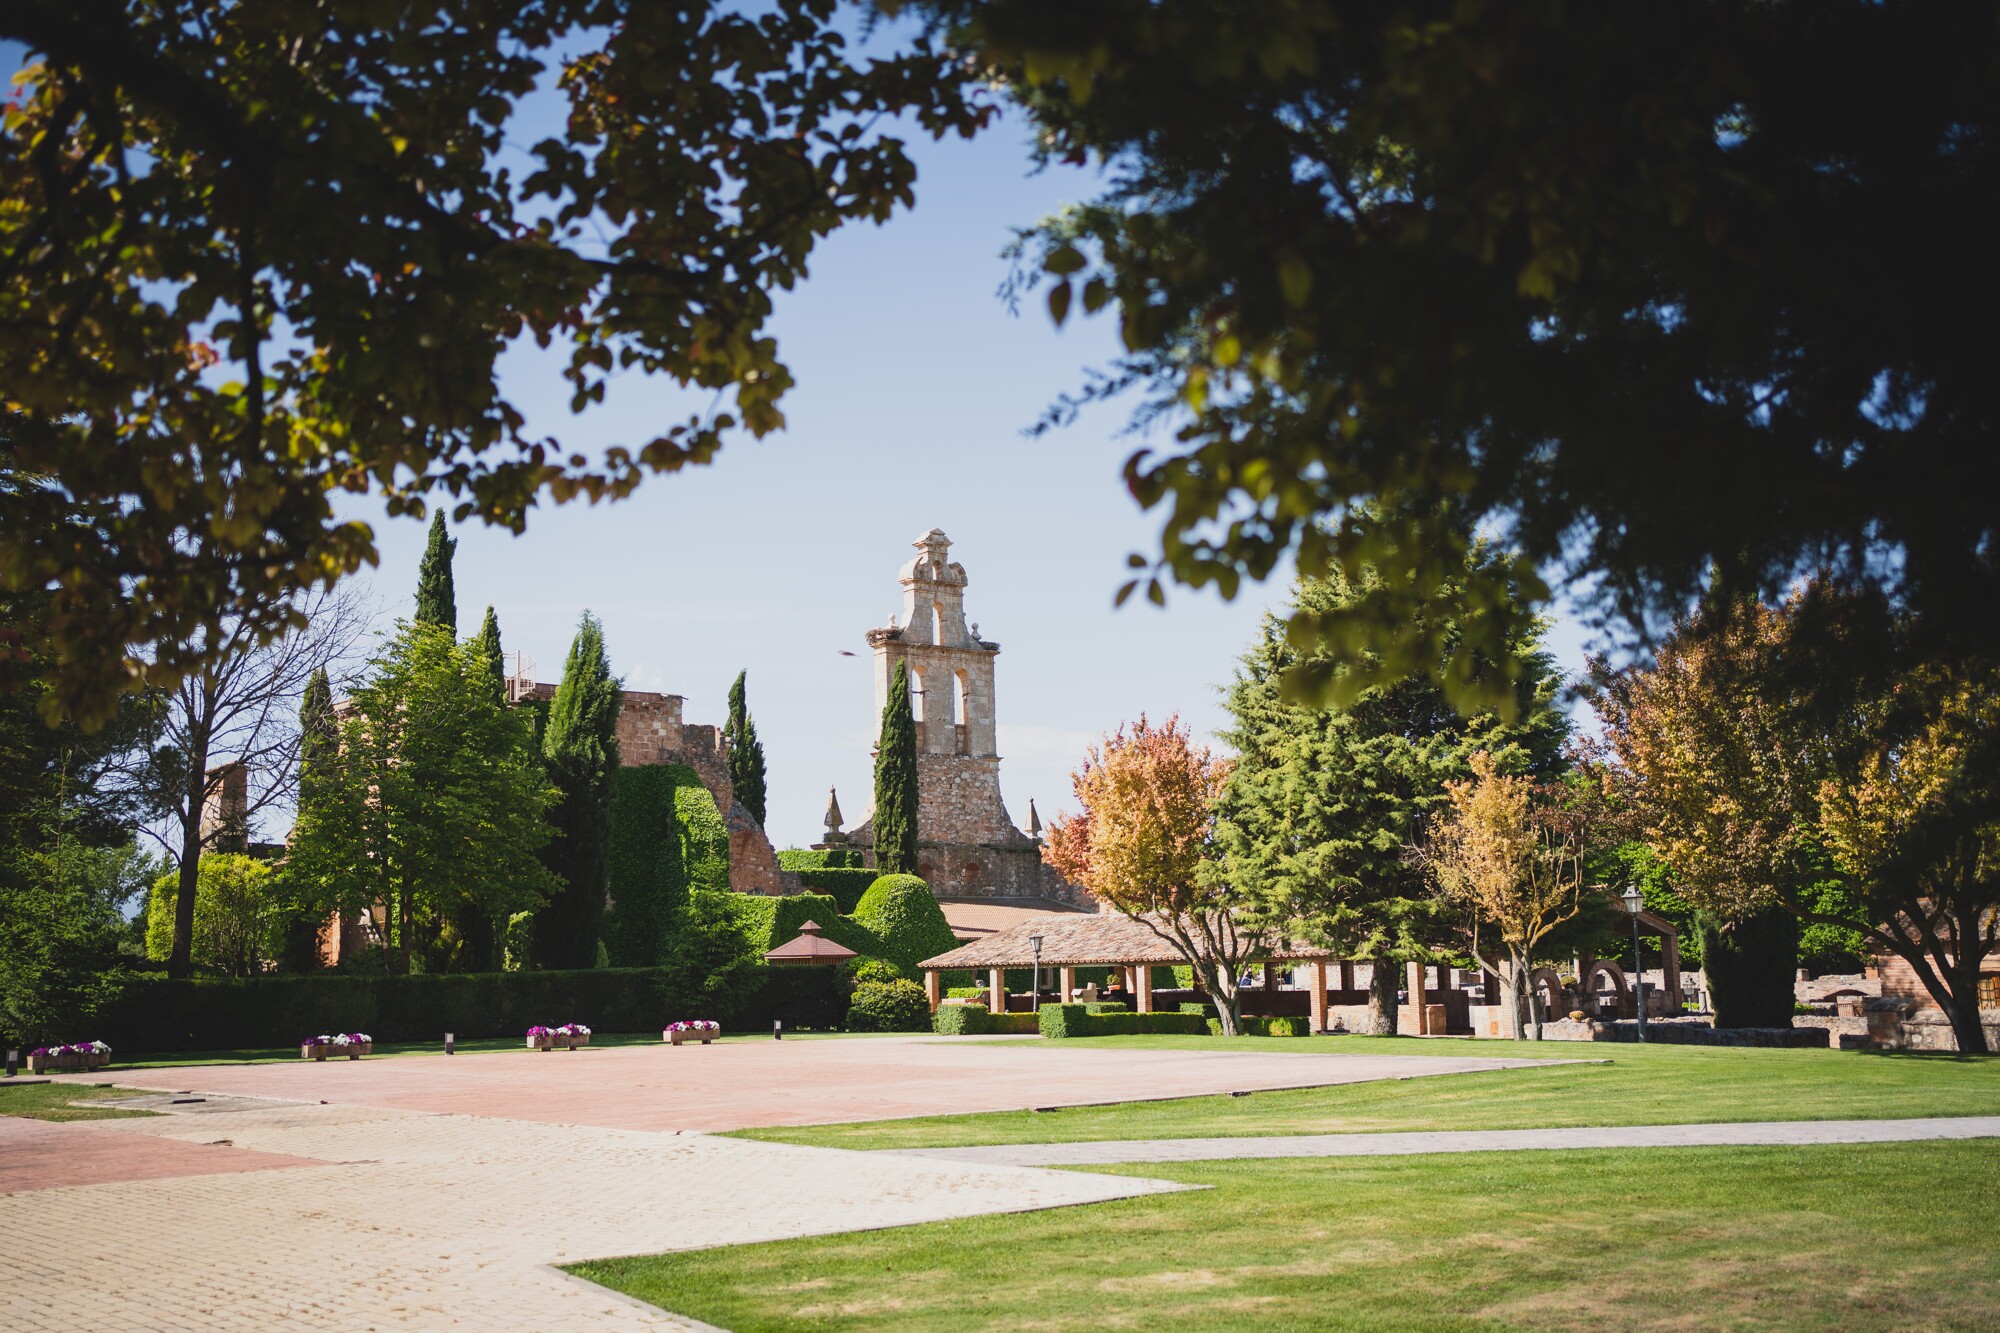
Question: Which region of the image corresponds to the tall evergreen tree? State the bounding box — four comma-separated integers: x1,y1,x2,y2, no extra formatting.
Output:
279,665,341,969
413,510,458,633
725,670,768,826
298,667,337,803
872,660,920,875
472,606,506,704
535,612,622,969
1215,550,1569,1033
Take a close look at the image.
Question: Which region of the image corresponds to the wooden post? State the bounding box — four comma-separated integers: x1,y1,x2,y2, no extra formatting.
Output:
1311,960,1328,1033
924,970,942,1013
1261,961,1278,992
1339,960,1355,995
1135,964,1153,1014
1058,965,1076,1002
1407,960,1429,1035
1662,931,1683,1015
988,967,1005,1014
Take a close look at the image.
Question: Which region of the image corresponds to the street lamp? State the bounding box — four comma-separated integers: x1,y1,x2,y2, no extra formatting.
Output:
1621,883,1648,1042
1028,934,1045,1013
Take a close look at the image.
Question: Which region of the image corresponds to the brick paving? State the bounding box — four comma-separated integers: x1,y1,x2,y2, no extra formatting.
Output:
0,1114,319,1192
887,1115,2000,1166
1,1101,1188,1331
40,1035,1562,1131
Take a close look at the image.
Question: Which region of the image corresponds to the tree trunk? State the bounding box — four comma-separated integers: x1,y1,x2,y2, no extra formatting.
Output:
1195,959,1242,1036
1515,952,1545,1041
1497,961,1524,1039
1368,957,1399,1036
1699,907,1798,1027
167,741,210,979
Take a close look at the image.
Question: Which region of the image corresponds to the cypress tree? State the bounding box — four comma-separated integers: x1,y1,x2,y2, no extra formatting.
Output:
535,612,621,969
473,605,506,704
413,510,458,633
281,666,340,970
872,659,920,874
725,669,768,826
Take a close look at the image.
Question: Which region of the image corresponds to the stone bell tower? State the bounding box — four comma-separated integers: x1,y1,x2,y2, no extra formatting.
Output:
854,529,1092,909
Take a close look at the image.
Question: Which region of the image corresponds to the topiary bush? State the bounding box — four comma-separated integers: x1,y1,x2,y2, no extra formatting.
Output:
776,847,869,870
932,1003,1039,1036
1039,1004,1210,1038
791,867,878,912
844,978,931,1032
850,874,960,974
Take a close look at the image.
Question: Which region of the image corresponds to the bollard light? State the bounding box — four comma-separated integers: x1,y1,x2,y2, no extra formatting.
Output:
774,1019,783,1041
444,1032,455,1056
5,1048,16,1077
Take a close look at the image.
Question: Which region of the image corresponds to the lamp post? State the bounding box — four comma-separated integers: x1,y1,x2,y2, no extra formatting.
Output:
1621,883,1648,1042
1029,934,1045,1013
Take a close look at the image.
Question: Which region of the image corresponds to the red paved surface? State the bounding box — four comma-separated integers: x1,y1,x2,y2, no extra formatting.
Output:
0,1115,322,1193
47,1036,1557,1133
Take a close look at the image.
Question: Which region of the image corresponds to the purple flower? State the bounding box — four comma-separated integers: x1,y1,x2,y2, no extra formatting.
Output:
527,1026,552,1038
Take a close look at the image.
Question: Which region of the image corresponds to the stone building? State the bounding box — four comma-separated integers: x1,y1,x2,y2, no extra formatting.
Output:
508,677,789,896
850,529,1094,917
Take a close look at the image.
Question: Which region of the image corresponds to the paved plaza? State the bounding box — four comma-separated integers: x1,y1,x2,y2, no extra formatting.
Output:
3,1037,1558,1330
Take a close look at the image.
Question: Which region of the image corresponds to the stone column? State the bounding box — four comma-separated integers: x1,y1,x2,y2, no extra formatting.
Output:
988,967,1005,1014
1135,964,1153,1014
924,970,942,1012
1407,960,1429,1035
1058,966,1076,1002
1311,961,1328,1033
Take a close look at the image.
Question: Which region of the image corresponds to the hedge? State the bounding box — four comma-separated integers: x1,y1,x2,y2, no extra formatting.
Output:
776,847,868,871
932,1004,1040,1036
850,875,959,975
602,766,687,967
1218,1015,1311,1037
789,866,878,912
1037,1004,1209,1039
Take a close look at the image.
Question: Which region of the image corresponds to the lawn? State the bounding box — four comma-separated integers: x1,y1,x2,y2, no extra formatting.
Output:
572,1140,2000,1332
0,1080,158,1121
731,1035,2000,1150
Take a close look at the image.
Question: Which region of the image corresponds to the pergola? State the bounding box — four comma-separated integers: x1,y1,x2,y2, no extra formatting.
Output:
918,913,1346,1027
763,920,858,968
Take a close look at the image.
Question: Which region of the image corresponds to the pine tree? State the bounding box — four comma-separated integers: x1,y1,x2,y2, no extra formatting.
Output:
1215,550,1569,1033
413,510,458,633
472,606,506,704
725,670,768,826
298,667,337,804
872,659,920,875
535,612,622,969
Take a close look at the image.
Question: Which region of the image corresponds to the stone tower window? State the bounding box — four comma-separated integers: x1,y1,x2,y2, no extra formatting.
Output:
909,665,926,721
932,600,945,644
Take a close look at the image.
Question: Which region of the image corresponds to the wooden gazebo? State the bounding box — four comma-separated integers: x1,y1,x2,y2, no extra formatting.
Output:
763,920,858,968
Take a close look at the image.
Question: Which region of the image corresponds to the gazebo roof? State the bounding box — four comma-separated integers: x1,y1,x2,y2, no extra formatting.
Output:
919,912,1339,971
764,920,859,968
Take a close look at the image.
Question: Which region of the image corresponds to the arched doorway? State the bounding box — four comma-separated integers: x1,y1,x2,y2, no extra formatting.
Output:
1582,959,1632,1019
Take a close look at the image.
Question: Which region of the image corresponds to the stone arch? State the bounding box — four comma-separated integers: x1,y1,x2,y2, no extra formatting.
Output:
1582,959,1631,1018
1531,967,1566,1017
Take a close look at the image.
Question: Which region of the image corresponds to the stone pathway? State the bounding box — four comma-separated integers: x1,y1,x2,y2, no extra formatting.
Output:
1,1101,1188,1331
885,1115,2000,1166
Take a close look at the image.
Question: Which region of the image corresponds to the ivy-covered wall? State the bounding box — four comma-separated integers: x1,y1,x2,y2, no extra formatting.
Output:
602,764,730,967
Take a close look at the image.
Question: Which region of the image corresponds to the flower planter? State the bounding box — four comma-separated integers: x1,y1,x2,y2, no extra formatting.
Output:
26,1049,110,1075
555,1033,590,1051
666,1021,720,1046
527,1033,558,1051
300,1041,373,1061
528,1025,591,1051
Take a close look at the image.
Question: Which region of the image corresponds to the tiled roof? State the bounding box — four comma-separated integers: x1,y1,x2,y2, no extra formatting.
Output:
935,897,1094,943
764,920,858,967
919,912,1338,970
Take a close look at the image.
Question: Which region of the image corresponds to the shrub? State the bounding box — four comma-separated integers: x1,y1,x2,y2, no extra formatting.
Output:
844,956,906,988
776,847,869,871
1215,1015,1309,1037
1038,1004,1209,1039
602,766,687,967
791,867,877,912
849,874,959,974
932,1004,1039,1036
845,979,931,1032
1084,1001,1132,1014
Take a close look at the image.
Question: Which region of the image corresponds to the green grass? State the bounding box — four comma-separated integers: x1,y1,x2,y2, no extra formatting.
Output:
571,1140,2000,1332
730,1035,2000,1150
0,1080,158,1121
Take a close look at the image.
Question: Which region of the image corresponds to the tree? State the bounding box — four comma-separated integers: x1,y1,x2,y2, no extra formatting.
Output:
0,3,992,723
1424,754,1591,1040
143,852,276,978
725,670,768,827
872,660,920,875
1815,667,2000,1054
919,3,2000,709
128,585,369,978
1215,551,1569,1033
473,607,507,706
286,622,557,974
1044,715,1258,1035
278,664,341,970
535,612,621,970
1593,586,1874,1025
413,513,458,634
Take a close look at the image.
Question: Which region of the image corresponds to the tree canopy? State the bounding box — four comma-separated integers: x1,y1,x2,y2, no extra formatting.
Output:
917,1,2000,707
536,612,621,970
726,670,768,827
413,513,458,634
0,1,990,720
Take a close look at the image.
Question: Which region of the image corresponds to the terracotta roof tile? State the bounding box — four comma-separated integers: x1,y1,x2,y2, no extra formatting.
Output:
919,913,1337,970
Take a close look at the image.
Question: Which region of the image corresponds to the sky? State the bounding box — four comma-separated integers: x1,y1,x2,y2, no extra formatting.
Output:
335,109,1596,849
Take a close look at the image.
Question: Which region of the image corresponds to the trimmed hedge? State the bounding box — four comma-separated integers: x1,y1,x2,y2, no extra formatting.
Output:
932,1004,1040,1036
850,875,959,975
776,847,868,871
602,766,686,967
844,979,931,1032
1215,1015,1311,1037
92,968,697,1052
1037,1004,1210,1039
790,866,878,912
